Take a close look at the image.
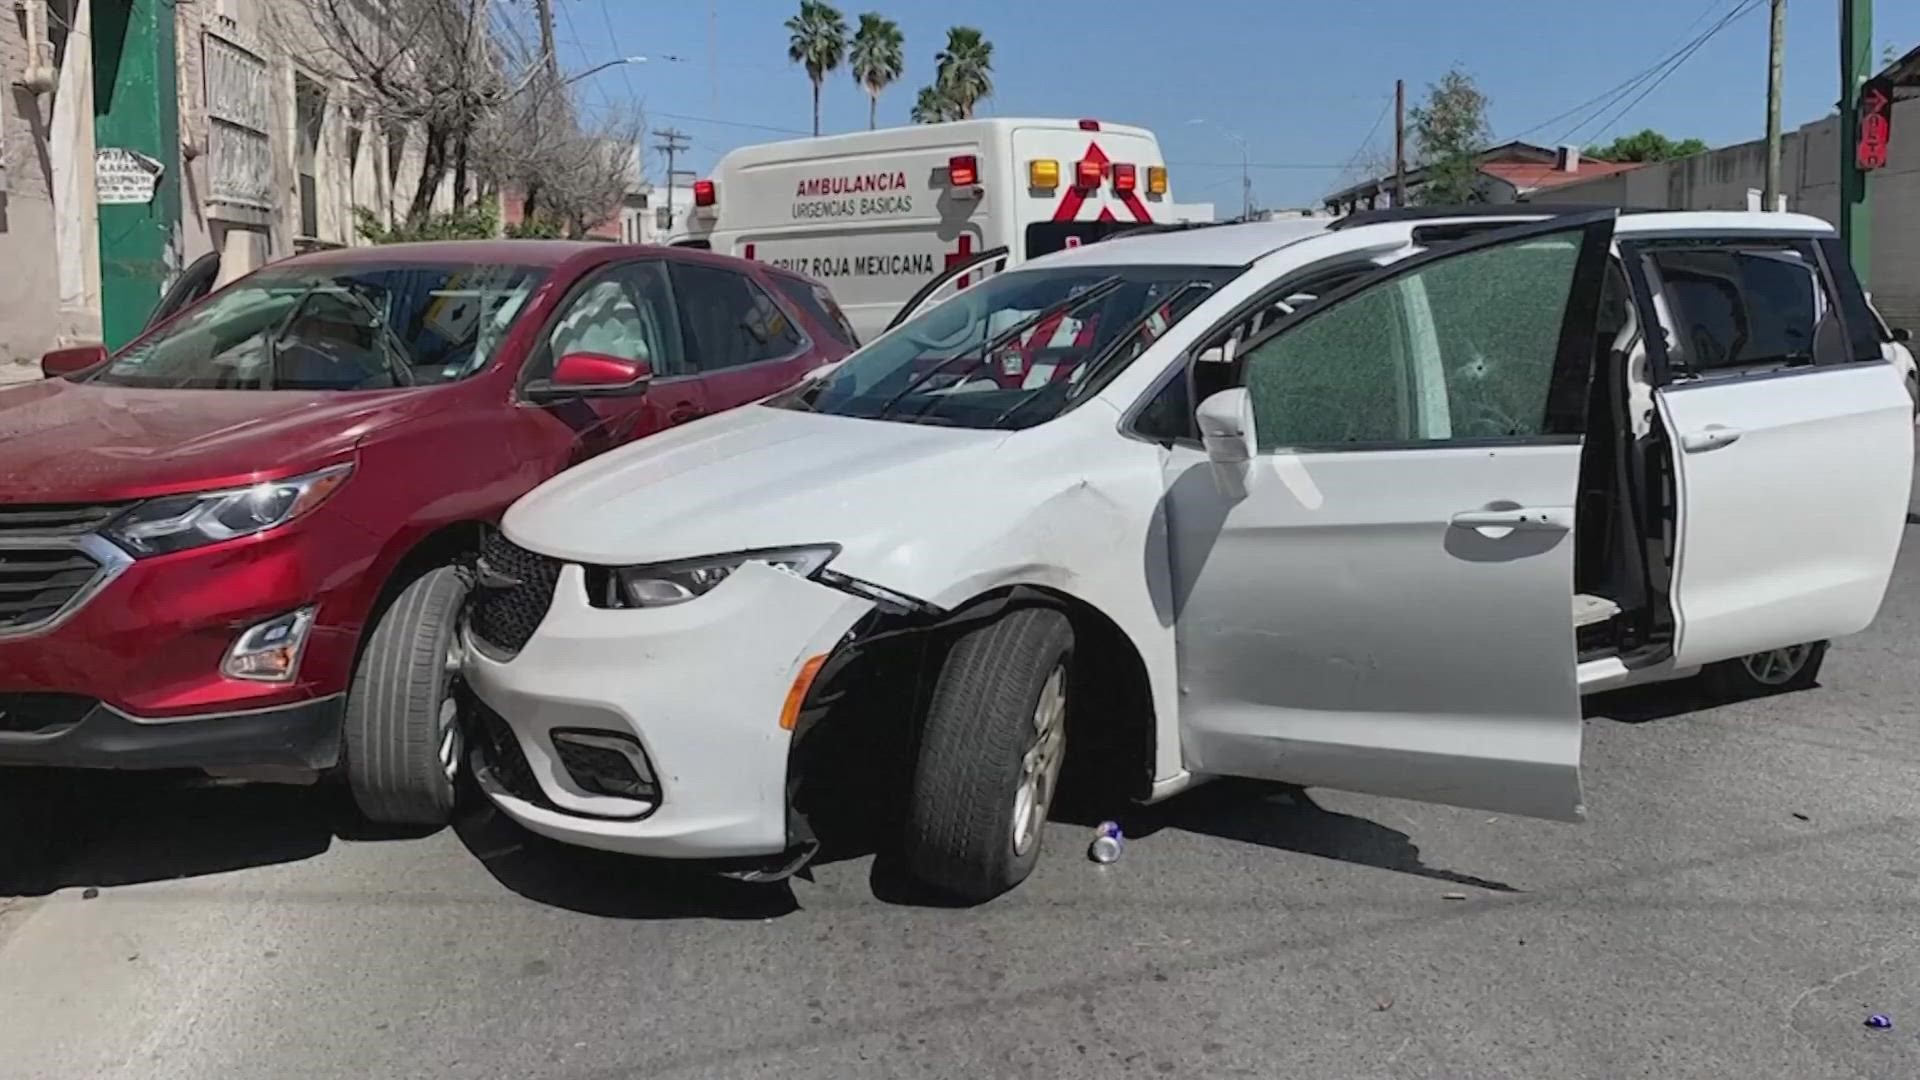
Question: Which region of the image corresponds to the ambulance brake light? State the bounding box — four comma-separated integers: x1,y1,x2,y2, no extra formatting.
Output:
1074,159,1104,190
1112,163,1137,193
1078,119,1101,131
947,155,978,188
1147,166,1168,195
693,180,716,207
1028,159,1060,189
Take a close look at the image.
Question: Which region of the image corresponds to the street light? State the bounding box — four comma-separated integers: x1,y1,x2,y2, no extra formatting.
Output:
1188,118,1253,220
564,54,687,86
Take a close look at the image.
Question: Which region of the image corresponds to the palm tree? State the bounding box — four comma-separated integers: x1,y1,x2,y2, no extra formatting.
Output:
910,85,953,125
785,0,848,136
934,26,992,120
848,13,905,131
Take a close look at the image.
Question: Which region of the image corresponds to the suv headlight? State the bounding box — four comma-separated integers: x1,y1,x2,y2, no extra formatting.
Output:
612,545,838,608
107,464,353,557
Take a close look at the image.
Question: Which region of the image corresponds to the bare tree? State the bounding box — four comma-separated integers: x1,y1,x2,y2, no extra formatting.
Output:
274,0,515,225
277,0,635,236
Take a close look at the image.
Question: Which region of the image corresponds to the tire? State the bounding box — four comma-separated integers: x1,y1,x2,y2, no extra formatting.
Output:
1700,640,1828,700
904,607,1073,903
344,566,470,826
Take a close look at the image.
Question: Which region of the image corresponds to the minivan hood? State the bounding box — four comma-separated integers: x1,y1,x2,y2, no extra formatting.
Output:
0,379,421,501
503,404,1007,567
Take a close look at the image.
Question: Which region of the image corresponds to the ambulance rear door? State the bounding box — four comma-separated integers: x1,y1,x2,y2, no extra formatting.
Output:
1010,122,1169,260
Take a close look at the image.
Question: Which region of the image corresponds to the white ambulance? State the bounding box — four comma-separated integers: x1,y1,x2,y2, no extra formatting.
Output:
678,118,1175,342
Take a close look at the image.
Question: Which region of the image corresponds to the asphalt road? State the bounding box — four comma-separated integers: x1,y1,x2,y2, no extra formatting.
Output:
4,491,1919,1079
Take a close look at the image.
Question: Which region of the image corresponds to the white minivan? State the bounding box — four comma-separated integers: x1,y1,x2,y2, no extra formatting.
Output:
463,208,1914,902
681,118,1175,343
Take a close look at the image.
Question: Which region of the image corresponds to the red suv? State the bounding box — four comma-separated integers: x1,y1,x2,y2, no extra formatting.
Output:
0,240,855,824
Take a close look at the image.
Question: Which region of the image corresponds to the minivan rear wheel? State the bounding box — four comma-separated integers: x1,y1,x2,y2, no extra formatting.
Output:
1701,640,1828,700
904,608,1074,904
343,566,470,826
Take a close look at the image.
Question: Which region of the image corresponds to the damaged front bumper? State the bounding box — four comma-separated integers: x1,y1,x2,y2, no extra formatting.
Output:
463,560,876,860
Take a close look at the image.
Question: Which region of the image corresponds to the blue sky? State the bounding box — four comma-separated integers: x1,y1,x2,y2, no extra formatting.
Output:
545,0,1920,209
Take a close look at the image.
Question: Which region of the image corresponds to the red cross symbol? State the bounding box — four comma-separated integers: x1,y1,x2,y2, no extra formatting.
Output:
944,233,975,290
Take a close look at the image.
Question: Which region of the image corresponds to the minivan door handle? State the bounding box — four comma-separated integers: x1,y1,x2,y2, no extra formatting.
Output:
1680,424,1742,453
1450,507,1573,533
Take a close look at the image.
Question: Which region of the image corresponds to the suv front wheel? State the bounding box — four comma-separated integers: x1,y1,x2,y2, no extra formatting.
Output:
343,566,471,825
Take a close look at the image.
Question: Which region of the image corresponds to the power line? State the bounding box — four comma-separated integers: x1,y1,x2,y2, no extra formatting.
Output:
1497,0,1748,144
1328,93,1394,195
595,0,640,105
1571,0,1765,144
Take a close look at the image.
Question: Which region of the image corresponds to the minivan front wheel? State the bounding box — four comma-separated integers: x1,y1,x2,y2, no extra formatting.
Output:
343,566,471,826
905,607,1074,904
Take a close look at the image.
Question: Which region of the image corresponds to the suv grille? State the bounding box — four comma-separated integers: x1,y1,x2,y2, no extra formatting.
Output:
0,547,106,634
469,530,561,657
0,503,124,537
0,693,96,735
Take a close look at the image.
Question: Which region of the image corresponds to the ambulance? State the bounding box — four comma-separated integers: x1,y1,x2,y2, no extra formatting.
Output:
679,118,1174,342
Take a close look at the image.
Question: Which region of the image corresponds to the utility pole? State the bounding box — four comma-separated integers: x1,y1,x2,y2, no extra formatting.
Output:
534,0,559,81
1838,0,1873,280
653,128,693,226
1763,0,1786,209
1394,78,1407,207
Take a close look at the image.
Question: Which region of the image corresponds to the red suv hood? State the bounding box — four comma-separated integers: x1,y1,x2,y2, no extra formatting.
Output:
0,379,421,502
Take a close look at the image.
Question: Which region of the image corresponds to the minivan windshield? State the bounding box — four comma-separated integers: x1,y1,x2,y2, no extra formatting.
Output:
774,264,1233,429
91,262,548,390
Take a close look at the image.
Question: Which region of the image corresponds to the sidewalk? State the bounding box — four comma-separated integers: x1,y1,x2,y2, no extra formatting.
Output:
1,360,40,386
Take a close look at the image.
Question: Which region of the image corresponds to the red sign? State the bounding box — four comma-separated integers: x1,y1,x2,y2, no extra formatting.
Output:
1857,78,1895,172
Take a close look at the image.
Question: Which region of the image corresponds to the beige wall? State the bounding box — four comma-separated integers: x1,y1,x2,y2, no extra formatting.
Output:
1548,100,1920,331
2,0,99,370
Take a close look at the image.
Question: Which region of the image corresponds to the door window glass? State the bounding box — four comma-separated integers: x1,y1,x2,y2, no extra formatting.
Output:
671,263,803,370
1645,246,1844,377
771,274,860,349
1239,235,1581,450
543,261,686,378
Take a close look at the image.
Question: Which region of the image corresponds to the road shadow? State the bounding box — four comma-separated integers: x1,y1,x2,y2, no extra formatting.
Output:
451,787,798,921
1084,778,1521,893
0,768,345,898
867,777,1520,906
1583,674,1826,725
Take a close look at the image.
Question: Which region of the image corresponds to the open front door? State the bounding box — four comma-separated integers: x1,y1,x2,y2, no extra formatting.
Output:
1165,211,1617,822
885,246,1010,334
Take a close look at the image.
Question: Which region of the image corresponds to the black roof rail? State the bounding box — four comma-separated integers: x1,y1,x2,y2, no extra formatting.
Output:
1328,203,1660,231
1095,219,1240,243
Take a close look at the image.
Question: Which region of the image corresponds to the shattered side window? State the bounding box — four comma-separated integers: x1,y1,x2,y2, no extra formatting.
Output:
1237,235,1579,450
1421,237,1579,439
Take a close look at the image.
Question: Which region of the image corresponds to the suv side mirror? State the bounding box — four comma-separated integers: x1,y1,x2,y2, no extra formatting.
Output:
526,353,653,403
1196,388,1254,466
41,344,108,379
1891,327,1913,344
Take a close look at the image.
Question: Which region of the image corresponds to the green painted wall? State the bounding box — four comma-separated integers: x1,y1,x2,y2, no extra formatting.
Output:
93,0,182,349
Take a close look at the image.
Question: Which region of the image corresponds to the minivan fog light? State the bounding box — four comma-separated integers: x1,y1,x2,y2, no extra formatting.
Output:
223,607,316,682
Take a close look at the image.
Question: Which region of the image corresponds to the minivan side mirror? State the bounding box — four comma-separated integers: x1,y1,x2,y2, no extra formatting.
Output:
525,353,653,403
41,344,108,379
1196,388,1255,466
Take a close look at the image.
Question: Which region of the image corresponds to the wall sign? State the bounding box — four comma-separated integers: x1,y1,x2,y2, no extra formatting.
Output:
96,148,165,205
